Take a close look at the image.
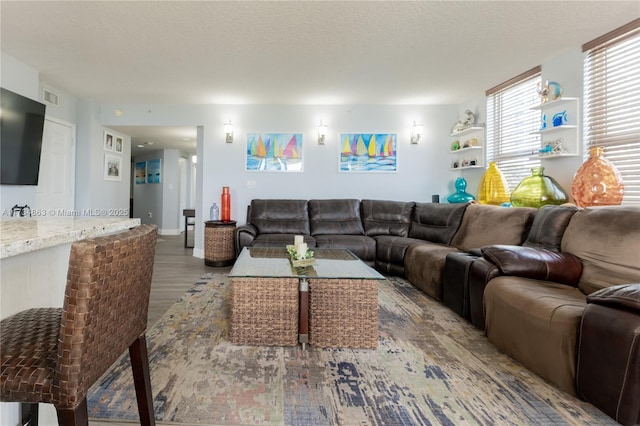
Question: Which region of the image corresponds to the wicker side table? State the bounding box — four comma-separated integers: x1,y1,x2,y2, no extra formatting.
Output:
204,220,237,266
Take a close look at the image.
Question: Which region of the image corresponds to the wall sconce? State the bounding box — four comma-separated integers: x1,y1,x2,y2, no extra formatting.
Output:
411,121,424,144
317,120,328,145
191,155,197,164
224,121,233,143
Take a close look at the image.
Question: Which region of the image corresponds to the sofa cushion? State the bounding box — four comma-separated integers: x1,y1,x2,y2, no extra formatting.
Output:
314,234,376,263
249,199,310,235
408,202,468,244
562,205,640,295
253,234,316,247
309,199,364,236
361,199,415,237
450,204,536,252
481,245,582,287
404,243,461,301
586,283,640,312
484,276,587,395
523,204,578,252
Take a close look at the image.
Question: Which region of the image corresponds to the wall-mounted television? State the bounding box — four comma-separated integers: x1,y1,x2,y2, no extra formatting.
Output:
1,87,47,185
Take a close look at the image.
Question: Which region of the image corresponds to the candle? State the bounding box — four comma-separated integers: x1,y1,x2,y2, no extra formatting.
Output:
296,242,308,259
294,235,304,247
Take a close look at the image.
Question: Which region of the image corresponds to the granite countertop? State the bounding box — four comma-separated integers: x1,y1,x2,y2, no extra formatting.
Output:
0,217,141,259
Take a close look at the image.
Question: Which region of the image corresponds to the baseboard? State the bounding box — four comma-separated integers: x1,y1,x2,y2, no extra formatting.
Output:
193,248,204,259
158,228,180,236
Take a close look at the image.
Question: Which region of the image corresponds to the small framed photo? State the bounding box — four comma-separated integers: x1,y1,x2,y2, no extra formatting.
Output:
104,154,122,181
104,131,114,151
114,136,123,153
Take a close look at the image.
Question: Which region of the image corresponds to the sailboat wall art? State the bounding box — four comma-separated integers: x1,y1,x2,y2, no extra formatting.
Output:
246,133,304,172
339,133,397,172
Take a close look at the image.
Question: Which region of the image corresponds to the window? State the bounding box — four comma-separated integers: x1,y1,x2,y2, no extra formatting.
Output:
583,20,640,204
486,67,542,191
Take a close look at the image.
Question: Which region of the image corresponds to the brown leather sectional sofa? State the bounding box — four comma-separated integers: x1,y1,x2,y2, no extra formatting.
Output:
235,198,640,425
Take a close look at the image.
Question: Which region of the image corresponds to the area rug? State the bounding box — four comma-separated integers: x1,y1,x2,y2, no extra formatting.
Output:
87,274,614,425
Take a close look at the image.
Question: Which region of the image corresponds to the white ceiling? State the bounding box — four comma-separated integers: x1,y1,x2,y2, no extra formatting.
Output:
2,1,638,155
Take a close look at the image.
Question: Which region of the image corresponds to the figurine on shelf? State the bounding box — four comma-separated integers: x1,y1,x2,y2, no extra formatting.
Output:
451,110,476,134
552,110,568,127
537,81,550,103
549,138,567,155
548,81,563,101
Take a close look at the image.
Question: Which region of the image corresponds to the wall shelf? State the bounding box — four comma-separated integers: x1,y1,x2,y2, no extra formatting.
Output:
530,97,580,158
450,146,482,154
449,125,485,138
529,97,579,110
450,125,484,171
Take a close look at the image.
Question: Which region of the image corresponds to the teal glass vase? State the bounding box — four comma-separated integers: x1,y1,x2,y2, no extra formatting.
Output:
447,177,476,203
510,167,568,208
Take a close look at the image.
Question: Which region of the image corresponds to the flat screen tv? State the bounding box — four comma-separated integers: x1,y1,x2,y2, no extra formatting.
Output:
1,87,47,185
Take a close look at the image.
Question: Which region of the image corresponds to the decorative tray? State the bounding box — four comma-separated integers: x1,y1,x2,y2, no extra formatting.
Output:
286,245,315,267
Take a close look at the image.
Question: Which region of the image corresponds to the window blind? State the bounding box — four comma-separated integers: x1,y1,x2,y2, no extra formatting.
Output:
486,68,542,192
583,19,640,205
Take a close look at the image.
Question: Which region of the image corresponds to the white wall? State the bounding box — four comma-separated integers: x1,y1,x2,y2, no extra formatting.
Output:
133,150,165,227
132,148,191,234
2,52,130,217
540,47,585,192
1,53,41,212
100,103,459,255
75,98,131,214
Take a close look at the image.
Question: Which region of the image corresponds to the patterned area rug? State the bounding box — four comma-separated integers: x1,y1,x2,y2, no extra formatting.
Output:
87,274,614,425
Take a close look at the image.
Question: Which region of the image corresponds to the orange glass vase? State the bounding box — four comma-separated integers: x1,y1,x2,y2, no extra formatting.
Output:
221,186,231,221
477,162,511,205
571,146,624,207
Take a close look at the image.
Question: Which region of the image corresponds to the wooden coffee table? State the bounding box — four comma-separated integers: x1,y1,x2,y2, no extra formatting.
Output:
228,247,385,349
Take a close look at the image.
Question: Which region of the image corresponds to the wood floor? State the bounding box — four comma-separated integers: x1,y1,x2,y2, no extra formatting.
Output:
148,233,232,325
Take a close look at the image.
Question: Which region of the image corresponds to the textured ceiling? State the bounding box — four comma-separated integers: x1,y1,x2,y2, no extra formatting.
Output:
1,1,638,154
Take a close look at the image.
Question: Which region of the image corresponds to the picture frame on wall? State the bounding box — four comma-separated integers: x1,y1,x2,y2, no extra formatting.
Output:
146,158,161,183
246,133,303,172
114,136,123,153
135,161,146,184
339,133,397,172
104,131,114,151
104,154,122,181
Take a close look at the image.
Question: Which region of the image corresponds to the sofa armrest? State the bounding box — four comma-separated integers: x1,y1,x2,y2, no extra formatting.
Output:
235,224,258,255
587,283,640,312
480,245,582,286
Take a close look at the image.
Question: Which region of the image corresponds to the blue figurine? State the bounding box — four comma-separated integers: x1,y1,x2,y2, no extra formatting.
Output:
447,177,476,203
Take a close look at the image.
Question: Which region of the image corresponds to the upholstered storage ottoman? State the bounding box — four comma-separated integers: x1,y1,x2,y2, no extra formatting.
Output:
442,250,481,320
230,277,298,346
308,278,378,349
576,284,640,426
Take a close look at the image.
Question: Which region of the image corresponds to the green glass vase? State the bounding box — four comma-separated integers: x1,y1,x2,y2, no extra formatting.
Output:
510,167,569,208
477,162,510,205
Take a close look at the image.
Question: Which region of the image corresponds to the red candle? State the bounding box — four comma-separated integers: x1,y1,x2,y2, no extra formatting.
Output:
221,186,231,221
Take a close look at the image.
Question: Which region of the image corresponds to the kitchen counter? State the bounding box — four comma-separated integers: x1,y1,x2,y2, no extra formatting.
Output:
0,216,140,259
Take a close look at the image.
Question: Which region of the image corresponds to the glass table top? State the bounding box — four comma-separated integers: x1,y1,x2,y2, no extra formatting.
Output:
229,247,385,280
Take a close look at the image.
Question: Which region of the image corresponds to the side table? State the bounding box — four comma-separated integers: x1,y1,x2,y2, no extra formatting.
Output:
204,220,237,267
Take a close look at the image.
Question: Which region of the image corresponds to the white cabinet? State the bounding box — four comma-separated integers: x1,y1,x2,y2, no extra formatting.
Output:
530,97,580,158
449,126,484,171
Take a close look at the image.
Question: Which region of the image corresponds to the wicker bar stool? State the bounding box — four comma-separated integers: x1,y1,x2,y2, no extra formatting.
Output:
0,224,158,426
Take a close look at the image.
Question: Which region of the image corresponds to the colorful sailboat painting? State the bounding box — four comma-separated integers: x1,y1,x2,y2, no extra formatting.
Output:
246,133,303,172
339,133,397,172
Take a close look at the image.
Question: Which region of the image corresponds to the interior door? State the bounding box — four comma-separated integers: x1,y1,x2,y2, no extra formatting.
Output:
36,118,75,212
